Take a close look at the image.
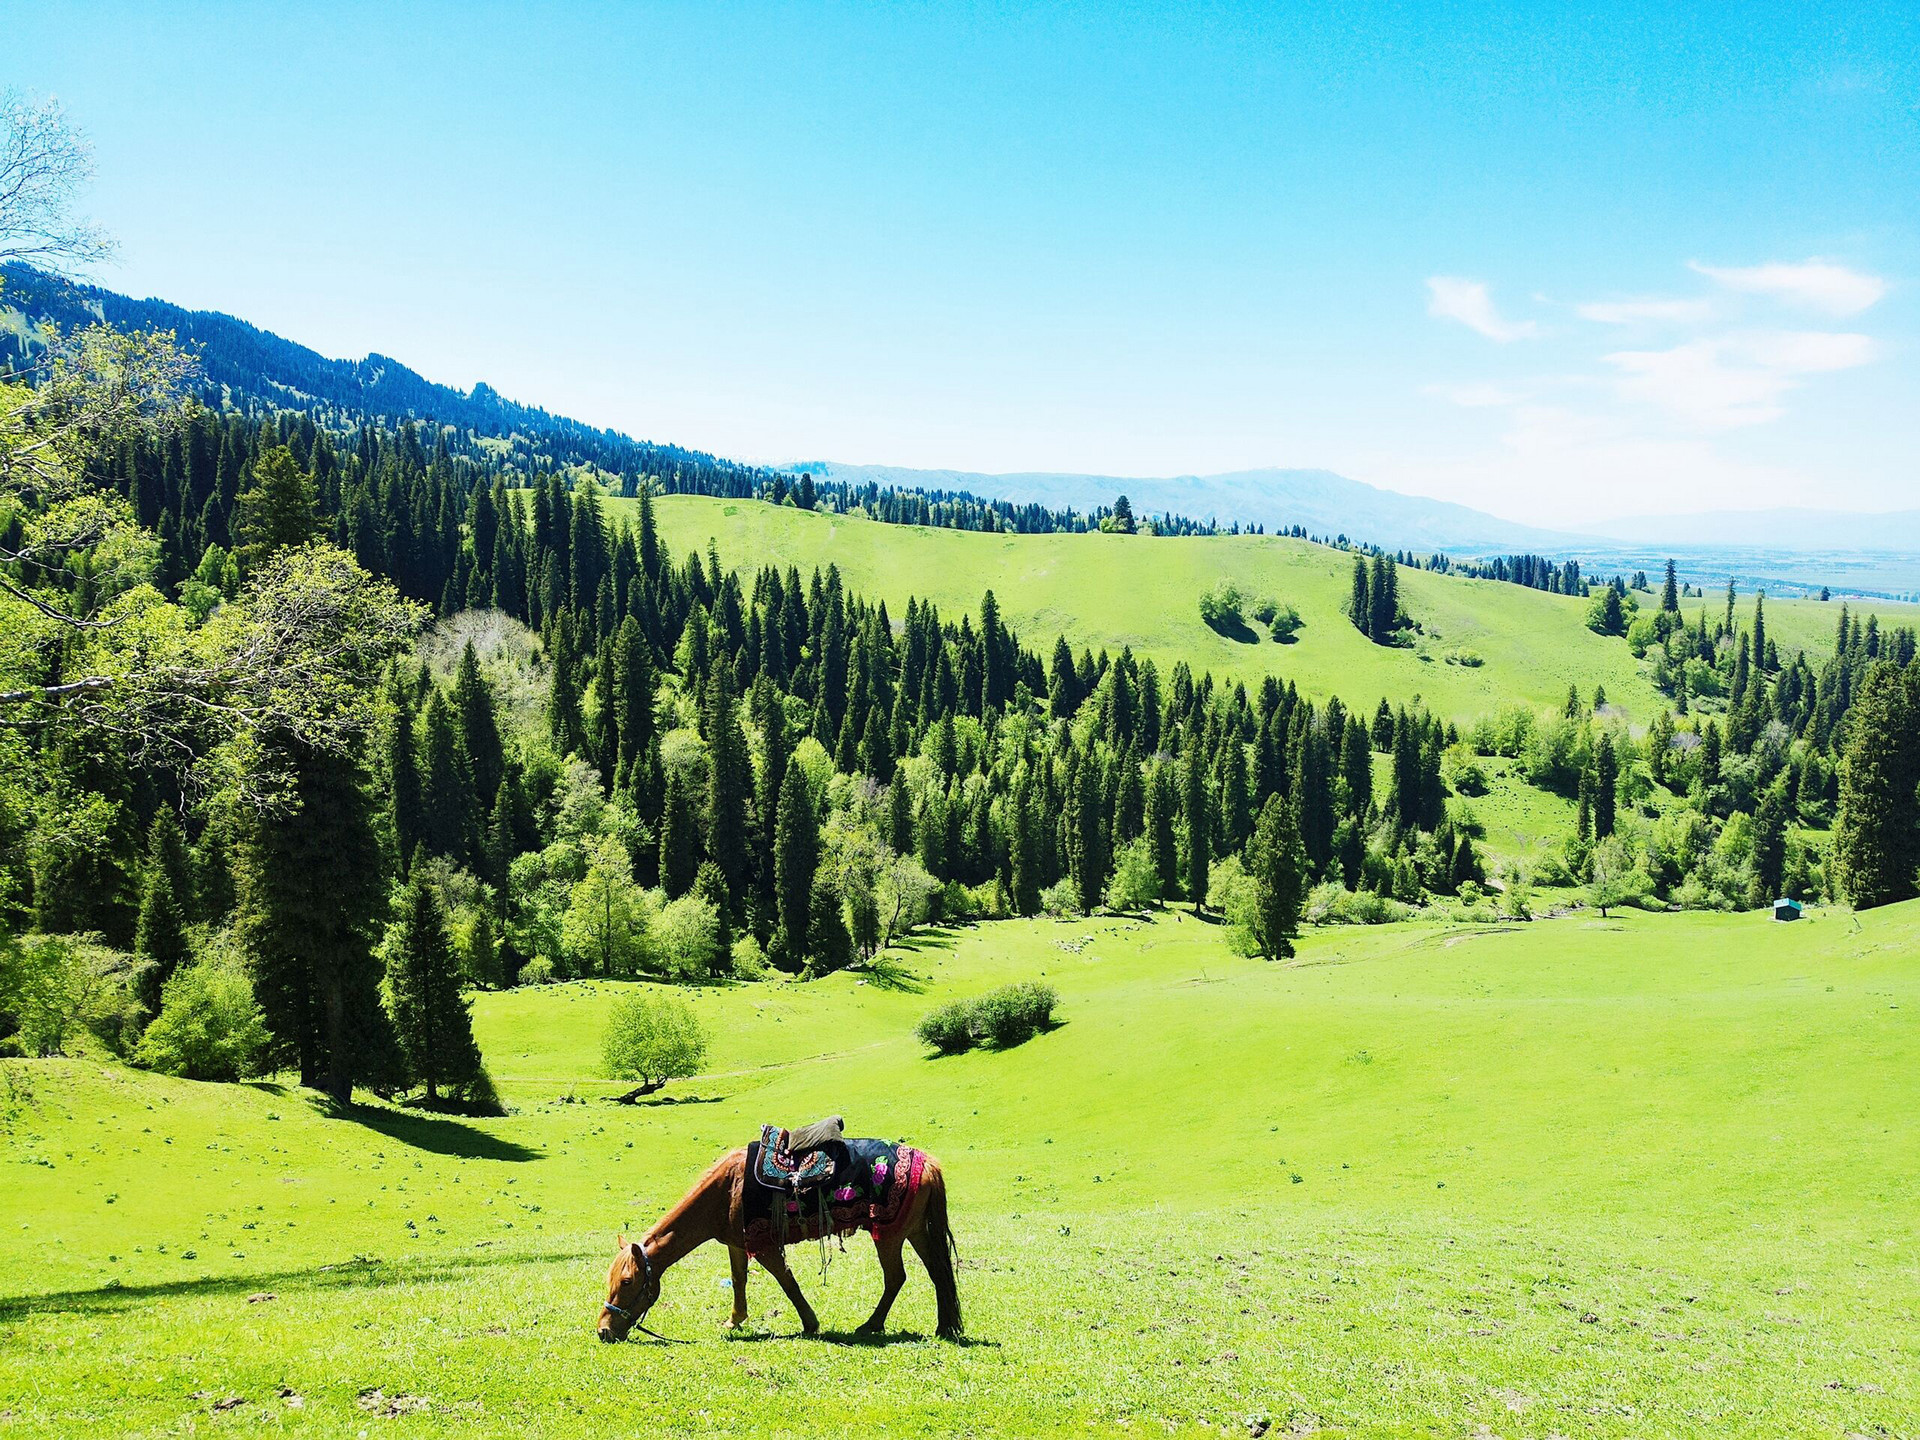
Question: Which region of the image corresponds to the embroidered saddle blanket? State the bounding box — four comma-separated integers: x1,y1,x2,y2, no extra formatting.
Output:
742,1131,926,1258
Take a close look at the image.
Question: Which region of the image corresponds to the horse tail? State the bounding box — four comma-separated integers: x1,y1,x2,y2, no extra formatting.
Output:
919,1161,963,1338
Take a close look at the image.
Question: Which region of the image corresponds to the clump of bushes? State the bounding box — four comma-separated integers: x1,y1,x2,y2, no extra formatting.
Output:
517,955,557,986
915,981,1059,1054
134,956,271,1081
1198,580,1246,632
1250,597,1302,642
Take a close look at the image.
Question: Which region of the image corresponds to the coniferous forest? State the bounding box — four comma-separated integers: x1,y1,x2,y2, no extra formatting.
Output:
6,306,1919,1108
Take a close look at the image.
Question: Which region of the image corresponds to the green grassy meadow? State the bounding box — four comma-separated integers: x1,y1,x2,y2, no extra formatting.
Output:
5,903,1917,1437
632,495,1917,726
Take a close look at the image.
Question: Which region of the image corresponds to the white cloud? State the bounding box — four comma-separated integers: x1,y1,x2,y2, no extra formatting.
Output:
1602,330,1877,429
1576,296,1713,325
1423,381,1525,408
1689,258,1886,315
1425,276,1539,342
1732,329,1877,373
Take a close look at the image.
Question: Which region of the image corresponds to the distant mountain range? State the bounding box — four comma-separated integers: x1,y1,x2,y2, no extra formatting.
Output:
800,462,1584,555
4,263,1914,589
1576,507,1920,552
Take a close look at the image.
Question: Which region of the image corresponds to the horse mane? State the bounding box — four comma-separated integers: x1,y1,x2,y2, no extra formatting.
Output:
644,1148,743,1246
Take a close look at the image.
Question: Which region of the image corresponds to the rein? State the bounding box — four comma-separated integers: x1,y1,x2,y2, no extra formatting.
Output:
604,1239,689,1344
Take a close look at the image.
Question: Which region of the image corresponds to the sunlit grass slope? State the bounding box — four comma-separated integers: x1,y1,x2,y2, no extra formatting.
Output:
4,903,1916,1437
632,496,1917,725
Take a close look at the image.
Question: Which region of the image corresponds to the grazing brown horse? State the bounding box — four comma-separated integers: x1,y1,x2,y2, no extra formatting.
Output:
598,1146,961,1342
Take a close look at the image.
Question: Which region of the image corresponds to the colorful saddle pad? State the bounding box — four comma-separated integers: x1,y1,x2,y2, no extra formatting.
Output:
753,1123,839,1192
742,1134,926,1258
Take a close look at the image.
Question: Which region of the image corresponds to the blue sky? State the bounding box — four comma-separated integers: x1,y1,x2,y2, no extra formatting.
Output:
7,2,1916,524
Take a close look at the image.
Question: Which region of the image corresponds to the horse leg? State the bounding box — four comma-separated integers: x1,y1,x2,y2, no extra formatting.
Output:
857,1232,908,1335
728,1244,749,1328
907,1169,963,1340
756,1250,819,1335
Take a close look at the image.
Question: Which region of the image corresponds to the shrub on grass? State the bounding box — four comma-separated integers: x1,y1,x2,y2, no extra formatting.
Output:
1039,878,1082,917
518,955,557,986
1198,580,1245,629
133,958,271,1082
978,981,1057,1046
915,1001,976,1055
0,933,145,1059
915,981,1059,1054
603,991,709,1098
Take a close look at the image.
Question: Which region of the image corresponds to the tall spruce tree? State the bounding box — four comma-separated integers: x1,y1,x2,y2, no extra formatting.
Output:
703,662,753,914
658,772,700,898
1146,759,1180,899
232,445,319,569
1245,793,1308,960
1834,664,1920,909
235,742,397,1104
452,641,505,807
1348,557,1371,639
382,859,484,1103
133,809,194,1013
418,690,477,864
1182,735,1210,908
1592,734,1618,840
772,763,818,970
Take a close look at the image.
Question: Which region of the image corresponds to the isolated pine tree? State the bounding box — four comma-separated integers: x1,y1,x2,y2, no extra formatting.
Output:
383,860,483,1103
1369,555,1398,642
1348,557,1371,639
1246,794,1308,960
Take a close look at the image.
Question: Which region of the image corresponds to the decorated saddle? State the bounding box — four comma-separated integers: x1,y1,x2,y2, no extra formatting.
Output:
742,1120,927,1258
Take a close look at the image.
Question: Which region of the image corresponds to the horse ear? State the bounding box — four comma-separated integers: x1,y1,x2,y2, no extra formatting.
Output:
629,1240,646,1260
616,1232,627,1249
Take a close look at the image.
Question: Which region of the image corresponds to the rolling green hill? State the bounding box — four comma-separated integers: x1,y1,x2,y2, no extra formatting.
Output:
634,496,1914,725
5,903,1916,1436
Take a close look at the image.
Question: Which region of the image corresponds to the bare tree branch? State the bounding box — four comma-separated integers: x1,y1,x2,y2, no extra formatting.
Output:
0,89,115,277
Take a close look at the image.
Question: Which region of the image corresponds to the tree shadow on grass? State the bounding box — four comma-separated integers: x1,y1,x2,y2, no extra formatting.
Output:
1203,614,1261,644
0,1247,581,1321
886,926,960,954
616,1093,724,1108
856,955,927,994
320,1100,543,1163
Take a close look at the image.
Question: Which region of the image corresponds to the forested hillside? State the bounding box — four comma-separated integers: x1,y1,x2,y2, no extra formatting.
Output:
5,276,1920,1116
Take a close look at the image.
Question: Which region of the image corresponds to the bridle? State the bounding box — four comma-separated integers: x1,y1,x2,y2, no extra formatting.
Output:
602,1241,685,1344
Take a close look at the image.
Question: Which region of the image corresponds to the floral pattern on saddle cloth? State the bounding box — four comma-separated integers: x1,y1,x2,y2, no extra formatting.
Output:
742,1138,925,1258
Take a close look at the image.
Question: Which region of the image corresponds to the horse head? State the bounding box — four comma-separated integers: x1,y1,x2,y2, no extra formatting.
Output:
598,1234,661,1342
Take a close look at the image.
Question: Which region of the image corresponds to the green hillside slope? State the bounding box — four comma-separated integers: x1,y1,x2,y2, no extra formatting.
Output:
5,903,1916,1436
634,496,1913,724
